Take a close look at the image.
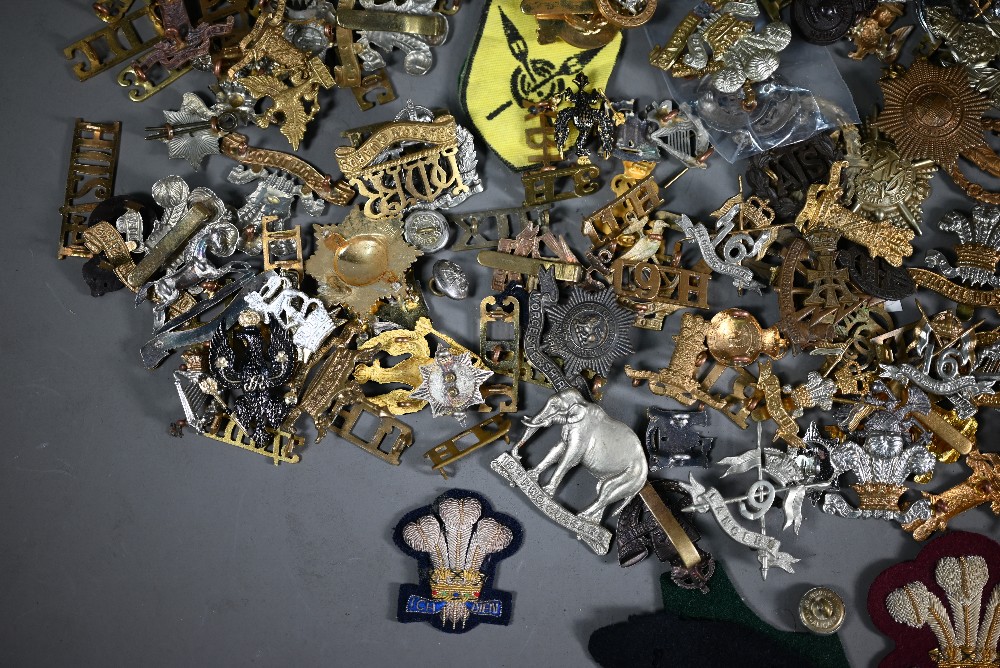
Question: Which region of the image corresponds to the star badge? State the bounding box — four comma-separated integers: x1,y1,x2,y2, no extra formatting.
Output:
411,348,493,423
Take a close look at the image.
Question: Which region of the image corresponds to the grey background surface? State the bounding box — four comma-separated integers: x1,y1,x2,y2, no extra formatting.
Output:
2,1,999,666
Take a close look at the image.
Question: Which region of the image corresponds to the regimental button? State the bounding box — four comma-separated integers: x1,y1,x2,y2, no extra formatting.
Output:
799,586,846,635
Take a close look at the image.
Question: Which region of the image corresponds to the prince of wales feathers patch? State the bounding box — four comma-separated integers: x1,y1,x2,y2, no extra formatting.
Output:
394,489,523,632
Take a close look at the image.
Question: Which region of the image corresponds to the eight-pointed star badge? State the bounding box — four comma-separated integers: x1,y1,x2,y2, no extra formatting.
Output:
305,209,422,317
876,59,989,168
410,348,494,423
543,286,635,379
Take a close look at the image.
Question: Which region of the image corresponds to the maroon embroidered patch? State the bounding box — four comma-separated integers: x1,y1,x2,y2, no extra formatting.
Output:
867,531,1000,668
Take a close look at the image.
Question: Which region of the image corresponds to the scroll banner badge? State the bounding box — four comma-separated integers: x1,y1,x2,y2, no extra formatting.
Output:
699,487,799,573
459,0,622,170
406,595,504,617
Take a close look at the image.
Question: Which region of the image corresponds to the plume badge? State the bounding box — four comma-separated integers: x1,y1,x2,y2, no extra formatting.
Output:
394,490,522,632
869,530,1000,668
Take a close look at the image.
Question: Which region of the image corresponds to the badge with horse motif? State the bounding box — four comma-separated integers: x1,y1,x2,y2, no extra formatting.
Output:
394,490,522,633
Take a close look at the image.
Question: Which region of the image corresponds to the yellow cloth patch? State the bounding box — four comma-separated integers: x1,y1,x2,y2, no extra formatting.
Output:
460,0,622,171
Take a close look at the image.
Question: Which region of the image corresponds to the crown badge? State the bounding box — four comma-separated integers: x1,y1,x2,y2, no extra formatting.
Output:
869,531,1000,668
394,490,521,632
821,381,937,525
911,206,1000,311
926,205,1000,289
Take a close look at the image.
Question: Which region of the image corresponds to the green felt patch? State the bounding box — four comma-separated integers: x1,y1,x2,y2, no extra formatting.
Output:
660,566,849,668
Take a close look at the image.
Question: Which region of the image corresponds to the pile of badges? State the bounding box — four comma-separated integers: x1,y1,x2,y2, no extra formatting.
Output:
58,0,1000,661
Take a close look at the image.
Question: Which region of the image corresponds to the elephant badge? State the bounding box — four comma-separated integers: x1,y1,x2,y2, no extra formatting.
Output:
491,388,648,554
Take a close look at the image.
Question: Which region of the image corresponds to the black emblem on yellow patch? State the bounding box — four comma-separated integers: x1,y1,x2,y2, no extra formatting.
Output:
486,7,600,120
460,0,621,170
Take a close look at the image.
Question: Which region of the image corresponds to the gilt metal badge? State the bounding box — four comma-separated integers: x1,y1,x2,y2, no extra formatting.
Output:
305,209,422,317
876,59,989,170
844,128,936,234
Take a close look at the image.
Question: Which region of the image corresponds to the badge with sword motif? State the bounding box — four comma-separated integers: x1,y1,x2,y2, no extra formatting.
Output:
460,0,622,170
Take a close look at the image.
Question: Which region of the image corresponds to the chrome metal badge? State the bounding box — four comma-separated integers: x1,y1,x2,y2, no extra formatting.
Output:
395,490,521,633
244,273,346,361
403,210,450,252
353,0,448,76
492,388,648,554
821,382,937,525
429,259,470,299
680,422,833,579
644,408,715,470
879,315,998,420
925,204,1000,289
410,347,493,423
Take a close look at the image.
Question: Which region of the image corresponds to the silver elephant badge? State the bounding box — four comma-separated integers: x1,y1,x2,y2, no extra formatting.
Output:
491,388,648,554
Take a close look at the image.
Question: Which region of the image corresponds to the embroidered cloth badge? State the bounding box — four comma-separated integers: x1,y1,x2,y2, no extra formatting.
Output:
868,530,1000,668
459,0,622,171
394,489,522,632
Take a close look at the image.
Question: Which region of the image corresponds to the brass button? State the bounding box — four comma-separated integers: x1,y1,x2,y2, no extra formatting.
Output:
799,586,845,635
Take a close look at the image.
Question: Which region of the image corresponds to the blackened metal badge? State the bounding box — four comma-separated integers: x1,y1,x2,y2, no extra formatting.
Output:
394,490,522,632
459,0,622,170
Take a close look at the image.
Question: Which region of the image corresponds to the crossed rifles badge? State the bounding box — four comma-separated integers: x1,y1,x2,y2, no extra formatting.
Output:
395,490,522,633
460,0,622,170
